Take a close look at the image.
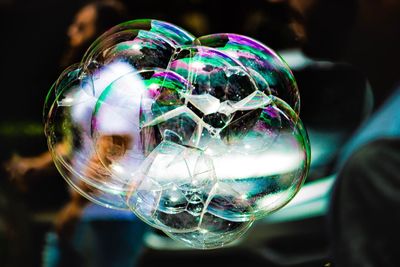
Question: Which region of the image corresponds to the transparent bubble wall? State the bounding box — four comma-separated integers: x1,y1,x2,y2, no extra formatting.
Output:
44,19,310,249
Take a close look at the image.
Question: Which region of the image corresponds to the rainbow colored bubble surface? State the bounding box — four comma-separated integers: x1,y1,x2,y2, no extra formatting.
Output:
44,19,310,249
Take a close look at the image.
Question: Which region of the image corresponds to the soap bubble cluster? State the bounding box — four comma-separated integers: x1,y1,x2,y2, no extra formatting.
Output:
44,19,310,249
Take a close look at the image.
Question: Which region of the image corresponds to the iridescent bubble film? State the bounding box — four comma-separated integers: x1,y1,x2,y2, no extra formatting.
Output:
44,19,310,249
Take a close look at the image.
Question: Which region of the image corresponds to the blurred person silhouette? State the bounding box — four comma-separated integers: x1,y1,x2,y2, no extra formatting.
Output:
288,0,400,266
263,0,371,180
54,134,133,241
5,0,129,230
60,0,128,70
3,1,149,267
5,0,128,194
48,132,142,267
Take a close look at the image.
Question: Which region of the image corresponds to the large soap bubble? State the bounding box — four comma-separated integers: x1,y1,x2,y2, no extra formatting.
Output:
44,19,310,249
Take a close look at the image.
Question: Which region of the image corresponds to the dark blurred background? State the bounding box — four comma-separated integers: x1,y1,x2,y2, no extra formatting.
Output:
1,0,399,266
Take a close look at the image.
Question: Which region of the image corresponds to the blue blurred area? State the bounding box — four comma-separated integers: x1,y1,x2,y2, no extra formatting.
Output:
42,206,149,267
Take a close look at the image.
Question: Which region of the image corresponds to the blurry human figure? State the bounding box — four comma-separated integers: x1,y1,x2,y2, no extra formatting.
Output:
5,0,129,234
288,0,400,265
60,0,128,69
3,1,140,266
55,134,133,241
331,138,400,266
5,0,128,194
266,0,371,180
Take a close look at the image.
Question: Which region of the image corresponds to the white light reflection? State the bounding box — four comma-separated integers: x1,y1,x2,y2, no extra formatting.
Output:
140,145,302,184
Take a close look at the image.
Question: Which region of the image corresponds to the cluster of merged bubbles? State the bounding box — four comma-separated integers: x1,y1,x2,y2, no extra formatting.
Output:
44,19,310,249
